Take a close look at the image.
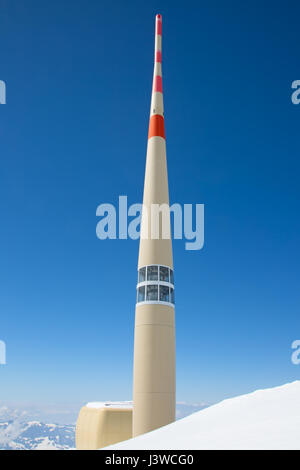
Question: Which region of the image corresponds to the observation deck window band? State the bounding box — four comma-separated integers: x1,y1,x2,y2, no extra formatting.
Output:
136,284,175,306
137,265,174,285
136,265,175,305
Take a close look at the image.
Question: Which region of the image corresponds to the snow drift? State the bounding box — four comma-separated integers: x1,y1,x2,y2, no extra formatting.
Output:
106,381,300,450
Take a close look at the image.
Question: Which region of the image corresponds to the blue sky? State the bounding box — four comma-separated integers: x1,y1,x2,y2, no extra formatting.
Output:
0,0,300,407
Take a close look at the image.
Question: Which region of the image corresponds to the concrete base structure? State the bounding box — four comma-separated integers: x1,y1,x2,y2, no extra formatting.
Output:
76,403,132,450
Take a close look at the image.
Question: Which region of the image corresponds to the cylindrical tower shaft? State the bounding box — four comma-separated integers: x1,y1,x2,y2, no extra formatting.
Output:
133,14,176,437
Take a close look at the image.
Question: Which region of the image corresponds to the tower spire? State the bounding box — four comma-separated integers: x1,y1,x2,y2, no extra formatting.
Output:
133,14,176,437
149,14,164,132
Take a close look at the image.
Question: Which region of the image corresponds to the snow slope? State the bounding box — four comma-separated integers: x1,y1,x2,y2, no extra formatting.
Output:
106,381,300,450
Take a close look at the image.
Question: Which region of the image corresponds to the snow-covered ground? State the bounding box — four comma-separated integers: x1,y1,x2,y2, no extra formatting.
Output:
107,381,300,450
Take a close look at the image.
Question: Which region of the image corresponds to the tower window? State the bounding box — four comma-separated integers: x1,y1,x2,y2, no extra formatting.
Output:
170,287,175,304
159,285,169,302
170,269,174,285
138,267,146,283
147,266,158,281
137,286,145,302
159,266,169,282
146,284,158,301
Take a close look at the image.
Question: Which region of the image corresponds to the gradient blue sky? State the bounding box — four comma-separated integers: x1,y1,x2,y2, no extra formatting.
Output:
1,0,300,407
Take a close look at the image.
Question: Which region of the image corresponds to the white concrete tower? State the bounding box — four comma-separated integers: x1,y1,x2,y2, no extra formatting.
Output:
132,14,176,437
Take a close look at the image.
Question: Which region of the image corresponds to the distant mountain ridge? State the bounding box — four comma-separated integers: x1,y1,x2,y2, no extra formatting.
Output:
0,420,75,450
